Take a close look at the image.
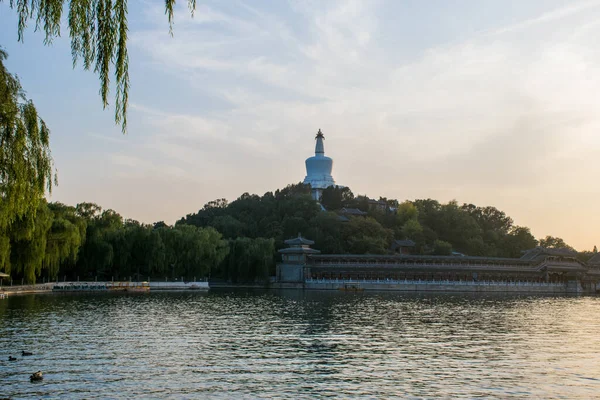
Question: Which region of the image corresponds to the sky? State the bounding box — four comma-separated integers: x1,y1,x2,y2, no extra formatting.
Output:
1,0,600,250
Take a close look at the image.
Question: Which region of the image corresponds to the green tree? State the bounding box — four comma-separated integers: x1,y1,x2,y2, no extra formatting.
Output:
210,215,246,239
44,202,87,279
320,186,354,210
75,202,102,219
432,239,452,256
539,236,573,250
75,207,122,280
152,221,168,229
158,225,227,280
220,237,273,283
126,223,165,280
347,195,370,212
401,219,423,241
342,217,392,254
0,49,55,275
396,201,419,225
307,212,344,254
427,201,482,254
106,227,131,280
7,201,53,282
500,226,538,258
462,204,513,235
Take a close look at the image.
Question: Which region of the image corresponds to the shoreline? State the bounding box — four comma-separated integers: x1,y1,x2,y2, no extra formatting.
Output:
2,280,597,296
0,281,211,295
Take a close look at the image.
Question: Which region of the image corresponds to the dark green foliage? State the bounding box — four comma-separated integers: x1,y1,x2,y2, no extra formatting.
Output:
342,217,393,254
8,201,53,282
218,237,274,283
499,226,538,258
347,195,370,212
152,221,168,229
432,240,453,256
539,236,573,250
156,225,228,281
3,0,198,132
180,183,320,246
320,186,354,211
44,202,87,279
307,212,345,254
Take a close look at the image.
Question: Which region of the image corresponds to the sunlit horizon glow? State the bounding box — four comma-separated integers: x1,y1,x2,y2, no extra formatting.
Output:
1,0,599,250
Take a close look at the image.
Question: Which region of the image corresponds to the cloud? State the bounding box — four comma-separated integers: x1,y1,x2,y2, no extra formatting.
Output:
491,0,600,35
118,0,600,247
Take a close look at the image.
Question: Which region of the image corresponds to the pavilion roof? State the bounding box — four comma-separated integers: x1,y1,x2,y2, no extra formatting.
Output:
520,247,578,261
284,234,315,246
391,239,416,250
279,247,321,254
340,208,367,216
588,253,600,265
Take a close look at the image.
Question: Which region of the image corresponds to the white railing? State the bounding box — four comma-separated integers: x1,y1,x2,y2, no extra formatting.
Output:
304,278,565,287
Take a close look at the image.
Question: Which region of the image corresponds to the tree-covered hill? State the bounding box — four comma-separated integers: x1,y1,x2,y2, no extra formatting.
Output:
178,183,545,259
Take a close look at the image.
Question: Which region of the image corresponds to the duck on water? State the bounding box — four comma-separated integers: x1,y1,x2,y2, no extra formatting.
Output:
30,371,43,382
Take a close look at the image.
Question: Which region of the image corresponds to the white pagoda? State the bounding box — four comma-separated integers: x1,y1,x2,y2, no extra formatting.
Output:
303,129,336,200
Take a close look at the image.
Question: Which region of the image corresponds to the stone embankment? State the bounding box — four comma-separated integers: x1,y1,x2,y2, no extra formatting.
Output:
0,281,210,294
0,283,55,295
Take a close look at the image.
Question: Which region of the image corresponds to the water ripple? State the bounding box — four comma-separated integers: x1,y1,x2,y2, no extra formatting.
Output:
1,291,600,398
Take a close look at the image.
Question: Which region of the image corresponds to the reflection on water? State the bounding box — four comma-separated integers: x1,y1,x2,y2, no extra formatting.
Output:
1,290,600,399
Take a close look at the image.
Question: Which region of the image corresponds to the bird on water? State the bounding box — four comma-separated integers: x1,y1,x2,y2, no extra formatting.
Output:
30,371,43,382
22,351,33,356
8,356,17,361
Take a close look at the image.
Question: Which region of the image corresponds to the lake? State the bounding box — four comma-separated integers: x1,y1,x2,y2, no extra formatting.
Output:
1,290,600,399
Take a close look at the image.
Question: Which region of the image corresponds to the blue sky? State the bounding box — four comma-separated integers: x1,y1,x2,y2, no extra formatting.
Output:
1,0,600,250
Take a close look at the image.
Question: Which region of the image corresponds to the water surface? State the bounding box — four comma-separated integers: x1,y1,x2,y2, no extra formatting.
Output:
1,290,599,398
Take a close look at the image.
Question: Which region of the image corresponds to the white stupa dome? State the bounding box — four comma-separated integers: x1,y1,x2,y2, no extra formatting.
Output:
303,129,336,198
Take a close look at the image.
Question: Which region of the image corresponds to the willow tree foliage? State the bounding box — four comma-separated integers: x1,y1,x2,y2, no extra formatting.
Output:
0,49,55,276
221,237,274,283
8,201,53,282
44,203,87,279
3,0,198,132
158,225,229,280
0,49,54,229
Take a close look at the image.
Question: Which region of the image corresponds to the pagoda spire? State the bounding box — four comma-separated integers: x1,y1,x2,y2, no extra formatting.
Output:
315,129,325,155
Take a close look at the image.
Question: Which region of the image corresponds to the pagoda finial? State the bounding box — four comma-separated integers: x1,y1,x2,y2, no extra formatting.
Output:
315,129,325,155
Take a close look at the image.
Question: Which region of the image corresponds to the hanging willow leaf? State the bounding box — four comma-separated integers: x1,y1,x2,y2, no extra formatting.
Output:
0,49,55,275
0,49,55,231
3,0,197,133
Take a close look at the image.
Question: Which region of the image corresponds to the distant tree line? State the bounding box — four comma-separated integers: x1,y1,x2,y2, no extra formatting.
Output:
0,201,229,284
0,183,596,284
